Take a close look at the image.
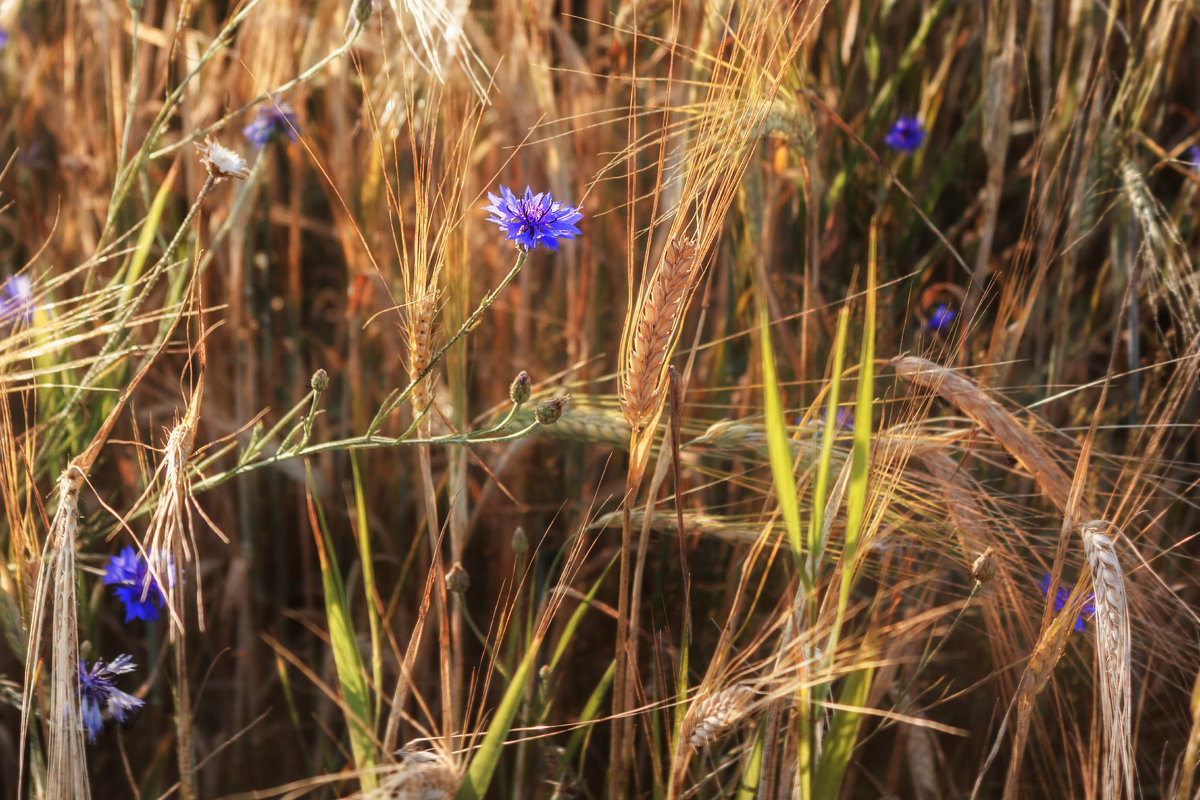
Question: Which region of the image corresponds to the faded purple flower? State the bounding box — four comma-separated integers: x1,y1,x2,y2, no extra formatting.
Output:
243,99,299,149
1185,145,1200,172
79,655,144,743
884,116,926,153
0,275,34,325
483,185,583,251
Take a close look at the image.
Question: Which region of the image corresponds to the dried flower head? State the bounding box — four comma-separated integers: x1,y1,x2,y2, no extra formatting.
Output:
971,548,996,585
446,562,470,594
884,116,926,153
78,655,144,743
1186,145,1200,172
243,99,299,149
102,546,169,623
1037,573,1095,633
196,136,249,181
483,185,583,251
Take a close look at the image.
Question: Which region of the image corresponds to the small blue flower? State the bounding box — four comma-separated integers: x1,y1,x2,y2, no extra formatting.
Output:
102,546,168,623
1185,145,1200,172
78,655,144,743
928,303,957,331
483,185,583,251
1037,573,1096,633
884,116,927,153
0,29,9,48
243,99,299,149
0,275,34,325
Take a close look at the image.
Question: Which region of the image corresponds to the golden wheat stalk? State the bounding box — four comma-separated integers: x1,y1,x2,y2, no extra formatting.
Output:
407,289,441,417
20,463,91,800
1081,520,1134,800
621,238,698,431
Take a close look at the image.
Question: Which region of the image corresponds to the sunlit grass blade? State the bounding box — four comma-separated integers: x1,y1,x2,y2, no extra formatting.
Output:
304,461,376,792
757,298,803,570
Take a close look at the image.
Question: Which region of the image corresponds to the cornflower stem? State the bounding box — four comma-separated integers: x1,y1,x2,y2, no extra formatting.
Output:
367,250,529,438
147,20,364,161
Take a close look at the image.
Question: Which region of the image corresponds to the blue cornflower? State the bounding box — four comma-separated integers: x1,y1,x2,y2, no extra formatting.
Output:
483,185,583,251
102,546,168,623
0,29,8,48
78,655,144,743
1185,145,1200,172
1037,573,1096,633
0,275,34,325
243,99,299,149
884,116,927,153
928,303,957,331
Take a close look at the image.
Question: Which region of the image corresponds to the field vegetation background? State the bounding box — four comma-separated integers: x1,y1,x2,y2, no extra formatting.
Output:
2,0,1200,798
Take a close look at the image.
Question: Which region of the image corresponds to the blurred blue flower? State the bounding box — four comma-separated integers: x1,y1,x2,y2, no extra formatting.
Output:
243,99,299,149
483,185,583,251
0,29,8,48
79,654,144,743
1185,145,1200,172
928,303,957,331
1037,573,1095,633
102,546,168,623
0,275,34,325
884,116,926,153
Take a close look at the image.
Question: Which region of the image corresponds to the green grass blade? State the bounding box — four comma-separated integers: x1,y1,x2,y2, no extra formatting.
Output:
811,664,875,800
757,300,803,569
350,453,384,725
808,309,850,578
305,461,377,791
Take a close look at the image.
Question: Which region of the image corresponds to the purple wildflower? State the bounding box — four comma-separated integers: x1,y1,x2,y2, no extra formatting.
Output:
1036,573,1096,633
483,185,583,251
243,99,299,149
884,116,927,153
0,275,34,325
78,655,144,743
928,303,957,331
102,546,168,623
0,30,8,48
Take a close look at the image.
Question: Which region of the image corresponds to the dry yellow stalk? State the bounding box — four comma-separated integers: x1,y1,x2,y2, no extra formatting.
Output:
621,238,698,431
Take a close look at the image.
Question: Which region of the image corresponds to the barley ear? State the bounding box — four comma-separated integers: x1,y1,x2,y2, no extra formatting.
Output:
1081,520,1134,800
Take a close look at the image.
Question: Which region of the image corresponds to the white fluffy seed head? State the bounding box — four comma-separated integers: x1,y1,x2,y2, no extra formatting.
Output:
197,136,249,181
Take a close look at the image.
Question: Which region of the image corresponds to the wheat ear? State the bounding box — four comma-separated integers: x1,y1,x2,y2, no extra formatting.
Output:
407,289,441,417
683,683,756,750
20,463,91,800
621,238,698,430
1081,520,1134,800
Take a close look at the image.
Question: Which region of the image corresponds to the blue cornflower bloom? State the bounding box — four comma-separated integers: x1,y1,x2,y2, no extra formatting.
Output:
1185,145,1200,172
928,303,957,331
1037,573,1096,633
102,546,168,623
884,116,927,153
0,29,8,48
0,275,34,325
483,185,583,251
243,100,299,149
79,655,144,743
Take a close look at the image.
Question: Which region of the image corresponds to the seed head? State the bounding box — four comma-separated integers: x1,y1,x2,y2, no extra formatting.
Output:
446,562,470,594
311,368,329,393
509,371,532,405
535,394,570,425
970,547,996,585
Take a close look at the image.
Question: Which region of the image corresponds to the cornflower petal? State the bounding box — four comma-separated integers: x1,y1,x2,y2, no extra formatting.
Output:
884,116,927,153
